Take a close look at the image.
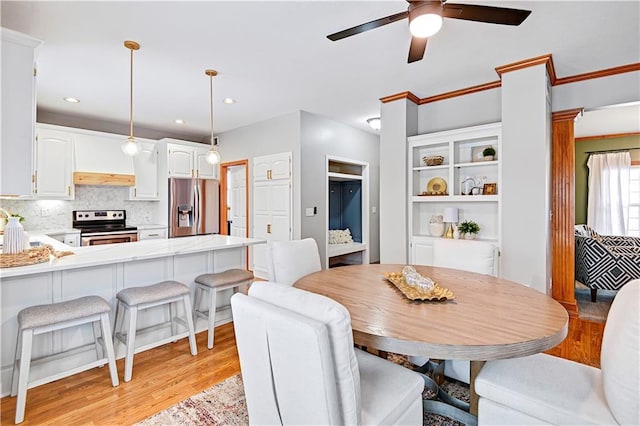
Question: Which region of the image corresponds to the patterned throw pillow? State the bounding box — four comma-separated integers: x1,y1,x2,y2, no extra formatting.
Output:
328,229,354,244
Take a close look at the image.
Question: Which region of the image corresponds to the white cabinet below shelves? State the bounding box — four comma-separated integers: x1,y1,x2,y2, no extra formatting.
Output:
35,127,74,200
411,236,434,266
130,141,159,200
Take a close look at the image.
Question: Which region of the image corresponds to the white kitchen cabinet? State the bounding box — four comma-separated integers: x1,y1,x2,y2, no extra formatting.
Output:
138,226,167,240
34,126,74,200
129,141,159,200
1,28,42,197
408,123,502,266
166,141,218,179
251,152,292,278
73,131,135,176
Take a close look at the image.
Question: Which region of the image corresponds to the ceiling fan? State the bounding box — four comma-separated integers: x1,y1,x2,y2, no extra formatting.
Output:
327,0,531,63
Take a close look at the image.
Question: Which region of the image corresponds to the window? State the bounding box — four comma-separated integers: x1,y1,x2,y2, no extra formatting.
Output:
629,166,640,237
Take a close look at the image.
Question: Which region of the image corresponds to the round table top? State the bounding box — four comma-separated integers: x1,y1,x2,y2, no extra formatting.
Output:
294,264,569,360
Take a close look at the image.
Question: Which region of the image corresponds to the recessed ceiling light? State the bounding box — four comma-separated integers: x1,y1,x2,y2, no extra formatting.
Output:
63,97,80,103
174,119,186,125
222,98,236,104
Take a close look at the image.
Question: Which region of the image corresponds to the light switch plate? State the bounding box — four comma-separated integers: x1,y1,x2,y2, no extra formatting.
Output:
372,206,377,214
305,207,314,217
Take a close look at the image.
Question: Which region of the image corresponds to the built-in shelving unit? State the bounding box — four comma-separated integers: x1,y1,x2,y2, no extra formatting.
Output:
408,122,502,266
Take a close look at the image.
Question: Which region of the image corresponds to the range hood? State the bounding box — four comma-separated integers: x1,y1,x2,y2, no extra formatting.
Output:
73,134,135,186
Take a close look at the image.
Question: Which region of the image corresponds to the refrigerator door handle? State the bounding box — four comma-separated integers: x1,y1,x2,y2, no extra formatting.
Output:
193,180,199,233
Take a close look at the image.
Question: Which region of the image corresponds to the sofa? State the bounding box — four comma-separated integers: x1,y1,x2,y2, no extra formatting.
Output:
574,225,640,302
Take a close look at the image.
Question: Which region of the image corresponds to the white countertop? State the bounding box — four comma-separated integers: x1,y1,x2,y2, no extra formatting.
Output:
1,234,265,279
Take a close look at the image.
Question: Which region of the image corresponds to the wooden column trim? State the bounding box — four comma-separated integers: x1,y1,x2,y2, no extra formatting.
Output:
380,91,421,104
495,54,557,84
551,108,583,317
555,63,640,86
575,131,640,142
419,81,502,104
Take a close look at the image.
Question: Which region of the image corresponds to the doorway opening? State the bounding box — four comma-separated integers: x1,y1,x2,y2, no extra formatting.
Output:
220,159,249,266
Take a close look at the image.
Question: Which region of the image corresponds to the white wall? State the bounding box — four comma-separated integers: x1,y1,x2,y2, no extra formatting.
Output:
217,112,302,239
299,111,380,267
418,88,501,134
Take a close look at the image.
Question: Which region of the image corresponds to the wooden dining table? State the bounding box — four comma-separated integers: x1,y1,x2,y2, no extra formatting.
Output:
294,263,569,415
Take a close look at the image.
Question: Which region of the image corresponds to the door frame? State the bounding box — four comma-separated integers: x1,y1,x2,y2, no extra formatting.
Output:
220,159,249,267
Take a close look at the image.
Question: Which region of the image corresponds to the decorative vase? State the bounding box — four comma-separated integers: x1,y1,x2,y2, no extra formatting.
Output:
429,222,445,237
4,217,25,254
453,227,460,239
464,233,476,240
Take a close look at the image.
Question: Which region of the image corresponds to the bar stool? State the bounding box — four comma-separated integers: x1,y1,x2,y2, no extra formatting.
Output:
193,269,254,349
11,296,119,424
113,280,197,382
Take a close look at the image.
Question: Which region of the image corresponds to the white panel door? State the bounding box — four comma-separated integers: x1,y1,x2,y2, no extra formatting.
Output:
35,128,74,199
229,165,247,237
251,152,292,278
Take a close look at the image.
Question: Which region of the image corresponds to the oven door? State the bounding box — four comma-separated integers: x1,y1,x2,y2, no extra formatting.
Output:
81,233,138,246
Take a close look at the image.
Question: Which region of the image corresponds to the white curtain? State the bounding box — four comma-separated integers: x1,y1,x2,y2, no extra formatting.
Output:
587,152,631,235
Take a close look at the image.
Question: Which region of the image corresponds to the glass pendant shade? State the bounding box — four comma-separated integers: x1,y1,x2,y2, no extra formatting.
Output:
205,149,221,165
408,3,443,38
121,136,140,156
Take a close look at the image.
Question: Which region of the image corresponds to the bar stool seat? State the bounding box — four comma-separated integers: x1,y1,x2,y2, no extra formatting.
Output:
114,280,197,382
194,269,254,349
12,296,119,424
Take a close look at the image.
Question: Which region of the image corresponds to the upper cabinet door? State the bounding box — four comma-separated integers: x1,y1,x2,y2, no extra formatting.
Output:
168,144,193,178
130,141,159,200
35,127,74,200
253,152,292,181
1,29,42,197
194,147,217,179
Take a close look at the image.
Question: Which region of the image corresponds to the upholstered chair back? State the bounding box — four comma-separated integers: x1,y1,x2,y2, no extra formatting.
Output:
266,238,322,285
600,279,640,425
433,239,497,276
231,292,342,424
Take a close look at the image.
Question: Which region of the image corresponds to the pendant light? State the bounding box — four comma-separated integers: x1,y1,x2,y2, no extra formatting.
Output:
205,69,221,165
121,40,140,156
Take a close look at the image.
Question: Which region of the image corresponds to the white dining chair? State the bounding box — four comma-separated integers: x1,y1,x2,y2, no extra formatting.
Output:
266,238,322,285
231,282,425,425
475,279,640,425
432,238,498,383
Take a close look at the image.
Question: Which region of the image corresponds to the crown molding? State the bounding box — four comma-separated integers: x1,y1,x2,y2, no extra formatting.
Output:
495,54,556,83
554,63,640,86
380,91,421,104
419,80,502,104
552,108,583,122
575,131,640,142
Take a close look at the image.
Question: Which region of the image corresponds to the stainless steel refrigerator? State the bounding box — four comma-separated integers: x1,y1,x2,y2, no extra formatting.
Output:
169,178,220,238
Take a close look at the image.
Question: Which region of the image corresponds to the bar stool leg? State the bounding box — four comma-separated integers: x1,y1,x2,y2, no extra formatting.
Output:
112,300,122,353
124,305,138,382
206,287,218,349
182,294,198,355
100,312,120,387
169,301,177,340
92,320,103,364
11,330,22,397
15,329,34,424
192,285,202,327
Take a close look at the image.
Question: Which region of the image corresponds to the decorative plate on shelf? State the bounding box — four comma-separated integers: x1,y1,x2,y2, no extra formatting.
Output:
426,177,447,195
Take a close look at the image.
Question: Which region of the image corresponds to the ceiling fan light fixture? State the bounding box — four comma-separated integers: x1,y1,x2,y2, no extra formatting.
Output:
121,40,140,156
409,4,443,38
205,69,221,165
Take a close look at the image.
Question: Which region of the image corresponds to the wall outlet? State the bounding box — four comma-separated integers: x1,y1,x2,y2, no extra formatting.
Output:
40,208,50,217
372,206,377,214
305,207,314,217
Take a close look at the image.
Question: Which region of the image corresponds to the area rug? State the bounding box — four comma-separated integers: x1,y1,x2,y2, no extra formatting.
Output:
575,281,615,323
137,360,469,426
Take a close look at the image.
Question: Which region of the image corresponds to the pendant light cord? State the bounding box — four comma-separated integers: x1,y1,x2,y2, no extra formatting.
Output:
209,73,214,148
129,45,134,140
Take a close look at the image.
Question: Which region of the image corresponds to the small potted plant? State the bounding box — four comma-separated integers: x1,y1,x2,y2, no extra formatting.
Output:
458,220,480,240
482,146,496,161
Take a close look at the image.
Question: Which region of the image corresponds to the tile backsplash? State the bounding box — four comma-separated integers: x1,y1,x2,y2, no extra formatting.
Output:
1,186,159,231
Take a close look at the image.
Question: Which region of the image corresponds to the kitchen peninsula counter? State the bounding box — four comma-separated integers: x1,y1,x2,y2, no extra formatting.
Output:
0,234,264,278
0,234,265,396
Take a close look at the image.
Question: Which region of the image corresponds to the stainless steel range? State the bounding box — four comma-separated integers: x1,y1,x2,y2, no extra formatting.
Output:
73,210,138,246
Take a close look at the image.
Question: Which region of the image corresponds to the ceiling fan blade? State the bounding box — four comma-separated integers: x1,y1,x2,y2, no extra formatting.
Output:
408,36,428,63
327,11,408,41
443,3,531,26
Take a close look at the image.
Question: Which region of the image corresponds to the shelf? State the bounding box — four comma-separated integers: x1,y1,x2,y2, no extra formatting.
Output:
328,171,363,182
412,164,449,171
413,235,498,244
454,160,498,168
412,195,498,203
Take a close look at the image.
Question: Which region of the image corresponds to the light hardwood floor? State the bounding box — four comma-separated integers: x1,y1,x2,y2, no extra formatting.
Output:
1,315,603,425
